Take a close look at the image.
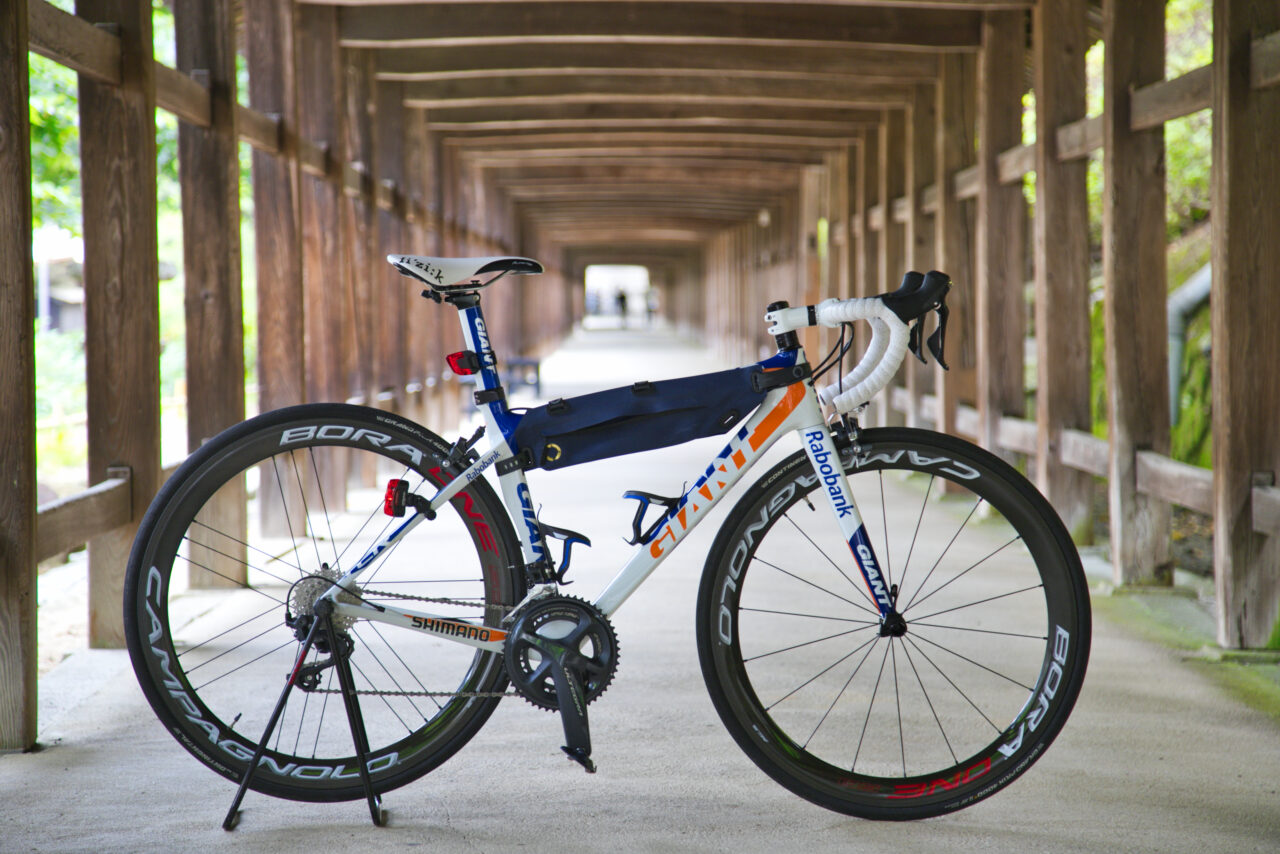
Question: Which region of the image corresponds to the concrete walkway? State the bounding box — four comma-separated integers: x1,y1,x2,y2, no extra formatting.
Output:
4,322,1280,853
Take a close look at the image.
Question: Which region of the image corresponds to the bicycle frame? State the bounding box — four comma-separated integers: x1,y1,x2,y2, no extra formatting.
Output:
328,297,894,651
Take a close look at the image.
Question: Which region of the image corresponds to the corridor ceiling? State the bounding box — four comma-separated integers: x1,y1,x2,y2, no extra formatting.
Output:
319,1,1039,261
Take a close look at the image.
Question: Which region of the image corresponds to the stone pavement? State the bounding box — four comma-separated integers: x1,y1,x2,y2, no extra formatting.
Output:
4,321,1279,853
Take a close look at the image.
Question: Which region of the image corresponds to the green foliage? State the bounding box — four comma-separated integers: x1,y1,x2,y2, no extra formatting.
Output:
29,54,80,236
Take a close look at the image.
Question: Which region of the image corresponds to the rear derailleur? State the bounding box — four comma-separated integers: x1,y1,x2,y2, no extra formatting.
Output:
504,594,619,773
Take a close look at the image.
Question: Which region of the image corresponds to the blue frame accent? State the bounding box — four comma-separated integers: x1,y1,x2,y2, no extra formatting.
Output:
460,304,521,441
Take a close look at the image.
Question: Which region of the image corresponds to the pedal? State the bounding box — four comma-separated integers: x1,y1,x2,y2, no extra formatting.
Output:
622,490,682,545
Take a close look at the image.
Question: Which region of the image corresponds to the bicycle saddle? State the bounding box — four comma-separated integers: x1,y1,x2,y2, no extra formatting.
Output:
387,254,543,291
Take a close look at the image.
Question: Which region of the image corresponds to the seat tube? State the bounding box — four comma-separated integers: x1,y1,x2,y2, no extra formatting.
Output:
797,423,894,618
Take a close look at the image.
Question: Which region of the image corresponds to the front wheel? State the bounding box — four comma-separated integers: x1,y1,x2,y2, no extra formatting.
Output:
697,427,1090,820
123,404,524,802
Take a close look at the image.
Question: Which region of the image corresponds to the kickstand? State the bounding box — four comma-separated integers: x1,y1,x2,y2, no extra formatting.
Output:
221,604,386,831
222,615,321,830
321,604,387,827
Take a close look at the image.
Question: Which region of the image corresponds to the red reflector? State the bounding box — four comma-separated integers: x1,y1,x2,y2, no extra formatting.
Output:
447,350,480,375
384,479,407,517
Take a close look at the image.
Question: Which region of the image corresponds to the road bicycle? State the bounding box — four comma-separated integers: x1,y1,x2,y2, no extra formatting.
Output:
123,255,1090,830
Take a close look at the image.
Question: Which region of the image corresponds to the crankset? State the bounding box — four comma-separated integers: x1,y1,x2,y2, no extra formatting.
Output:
504,595,619,773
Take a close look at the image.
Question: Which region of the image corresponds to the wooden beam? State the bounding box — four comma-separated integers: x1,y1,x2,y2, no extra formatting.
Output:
176,0,246,587
1252,26,1280,89
1060,428,1109,478
1102,0,1171,586
154,61,210,127
402,74,914,110
1131,64,1212,131
1136,451,1213,516
1057,114,1102,161
27,0,119,84
975,9,1026,454
1,0,37,751
35,471,131,565
1033,0,1094,541
77,0,161,647
1212,1,1280,647
235,102,281,153
339,3,983,50
375,42,939,81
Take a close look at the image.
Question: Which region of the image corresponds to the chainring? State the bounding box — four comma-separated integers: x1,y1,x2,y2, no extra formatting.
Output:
504,594,620,711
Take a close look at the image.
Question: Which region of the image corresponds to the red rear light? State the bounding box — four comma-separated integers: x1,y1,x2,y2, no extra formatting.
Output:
446,350,481,375
384,479,407,517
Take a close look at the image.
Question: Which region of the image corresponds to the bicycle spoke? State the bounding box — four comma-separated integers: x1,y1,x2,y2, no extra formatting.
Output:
851,640,892,772
891,640,905,776
739,605,878,627
905,535,1023,615
752,555,879,617
901,635,1004,733
762,634,879,712
174,550,289,604
894,474,935,601
354,622,445,715
908,631,1035,693
878,472,892,591
801,637,881,748
306,447,342,571
180,531,298,591
900,497,985,613
783,512,870,603
743,625,874,663
899,638,958,765
174,601,282,659
907,583,1045,624
907,621,1046,642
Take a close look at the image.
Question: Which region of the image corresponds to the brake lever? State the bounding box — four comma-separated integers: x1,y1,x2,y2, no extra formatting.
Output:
908,319,927,365
927,304,950,370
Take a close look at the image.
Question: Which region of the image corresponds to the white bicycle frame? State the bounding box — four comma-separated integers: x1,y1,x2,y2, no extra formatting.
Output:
327,307,896,653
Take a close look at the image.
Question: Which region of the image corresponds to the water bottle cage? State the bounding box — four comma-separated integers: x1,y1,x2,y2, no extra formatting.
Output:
623,490,683,545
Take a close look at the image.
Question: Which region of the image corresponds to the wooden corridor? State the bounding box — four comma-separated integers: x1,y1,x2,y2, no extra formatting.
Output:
3,0,1280,751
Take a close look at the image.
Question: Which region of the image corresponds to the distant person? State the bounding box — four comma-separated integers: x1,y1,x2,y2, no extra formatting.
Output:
645,289,658,326
615,289,628,328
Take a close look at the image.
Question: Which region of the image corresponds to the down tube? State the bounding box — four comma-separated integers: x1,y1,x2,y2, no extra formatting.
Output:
594,383,823,617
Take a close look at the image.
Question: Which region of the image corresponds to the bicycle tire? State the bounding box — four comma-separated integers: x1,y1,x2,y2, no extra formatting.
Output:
696,427,1090,820
123,403,524,803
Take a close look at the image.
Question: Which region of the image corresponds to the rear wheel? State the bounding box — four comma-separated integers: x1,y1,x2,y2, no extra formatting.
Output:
697,427,1090,819
124,404,523,802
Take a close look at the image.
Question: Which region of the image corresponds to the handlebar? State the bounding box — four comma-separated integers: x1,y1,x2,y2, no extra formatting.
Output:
764,270,952,413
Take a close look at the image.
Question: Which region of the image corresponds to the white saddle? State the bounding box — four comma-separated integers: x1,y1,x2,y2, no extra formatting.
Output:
387,254,543,290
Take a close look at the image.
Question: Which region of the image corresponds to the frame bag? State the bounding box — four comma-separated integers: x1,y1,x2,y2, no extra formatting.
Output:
511,366,768,470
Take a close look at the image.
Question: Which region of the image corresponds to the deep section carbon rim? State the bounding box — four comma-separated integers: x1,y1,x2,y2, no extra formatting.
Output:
697,427,1090,819
124,405,521,802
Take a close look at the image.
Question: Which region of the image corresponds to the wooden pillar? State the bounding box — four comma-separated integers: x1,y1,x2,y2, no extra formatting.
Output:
1211,0,1280,647
856,128,880,367
77,0,161,647
376,81,408,415
1102,0,1171,585
297,6,344,408
247,0,302,539
976,11,1027,452
176,0,246,587
0,0,38,750
906,82,937,427
878,108,908,426
935,53,977,438
247,0,303,414
296,6,346,500
1033,0,1093,541
343,49,376,407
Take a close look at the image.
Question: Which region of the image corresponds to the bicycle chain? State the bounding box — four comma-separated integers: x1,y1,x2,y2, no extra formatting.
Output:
307,587,519,698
